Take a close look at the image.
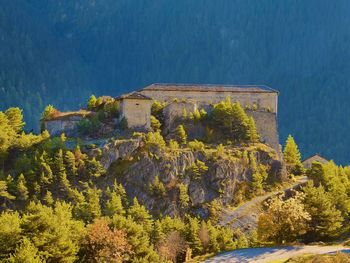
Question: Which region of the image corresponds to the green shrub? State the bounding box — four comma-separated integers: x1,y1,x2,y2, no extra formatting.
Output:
186,160,208,179
144,131,166,151
149,176,166,197
77,116,101,136
41,105,58,121
176,124,187,145
188,140,205,152
150,116,161,131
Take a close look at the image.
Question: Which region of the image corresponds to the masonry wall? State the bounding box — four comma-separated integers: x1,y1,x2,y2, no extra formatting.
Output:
120,99,152,129
160,100,280,153
246,110,280,153
140,90,278,113
45,116,83,136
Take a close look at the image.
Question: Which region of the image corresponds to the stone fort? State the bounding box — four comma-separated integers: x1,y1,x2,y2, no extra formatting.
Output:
45,83,279,151
118,83,279,150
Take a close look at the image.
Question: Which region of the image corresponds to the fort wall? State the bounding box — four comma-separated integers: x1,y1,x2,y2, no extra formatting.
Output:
246,110,279,152
45,116,83,137
139,90,278,113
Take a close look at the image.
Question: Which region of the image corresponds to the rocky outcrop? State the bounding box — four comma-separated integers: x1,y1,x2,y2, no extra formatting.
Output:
100,138,141,169
102,138,285,218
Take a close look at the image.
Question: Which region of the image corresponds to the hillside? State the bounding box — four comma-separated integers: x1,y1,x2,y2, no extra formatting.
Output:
1,1,350,163
2,98,350,262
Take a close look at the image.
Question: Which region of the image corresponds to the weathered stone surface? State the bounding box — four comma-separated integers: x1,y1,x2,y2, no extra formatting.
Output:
45,118,82,137
103,138,285,217
100,138,141,169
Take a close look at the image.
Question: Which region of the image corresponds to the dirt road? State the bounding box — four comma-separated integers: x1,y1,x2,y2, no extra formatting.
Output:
204,245,350,262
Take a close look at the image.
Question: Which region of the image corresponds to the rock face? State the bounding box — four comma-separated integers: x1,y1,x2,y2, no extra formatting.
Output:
100,138,141,169
102,138,285,218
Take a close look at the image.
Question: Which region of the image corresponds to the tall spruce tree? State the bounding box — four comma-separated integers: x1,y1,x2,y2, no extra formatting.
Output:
283,135,304,175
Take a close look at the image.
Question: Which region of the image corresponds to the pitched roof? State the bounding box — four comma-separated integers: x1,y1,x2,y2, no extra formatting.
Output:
116,92,152,100
302,153,328,163
46,110,93,121
140,83,278,93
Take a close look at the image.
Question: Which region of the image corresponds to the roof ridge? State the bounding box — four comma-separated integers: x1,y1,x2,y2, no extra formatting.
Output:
140,83,278,93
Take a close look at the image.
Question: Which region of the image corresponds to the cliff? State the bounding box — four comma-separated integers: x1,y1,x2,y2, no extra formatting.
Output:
96,138,286,218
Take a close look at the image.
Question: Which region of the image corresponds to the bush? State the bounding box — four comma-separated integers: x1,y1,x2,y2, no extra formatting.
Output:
77,116,101,136
41,105,59,121
176,125,187,145
150,116,161,131
144,131,166,151
188,140,205,152
149,176,166,197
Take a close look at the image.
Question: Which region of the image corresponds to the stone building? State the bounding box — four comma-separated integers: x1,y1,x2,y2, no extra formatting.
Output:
139,83,278,113
302,154,328,169
116,92,153,130
44,110,93,136
44,83,280,152
136,83,279,151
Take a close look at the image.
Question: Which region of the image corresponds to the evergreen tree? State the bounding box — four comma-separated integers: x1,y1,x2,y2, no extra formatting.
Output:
105,191,125,217
283,135,305,175
5,107,25,133
7,238,42,263
178,183,190,211
85,157,105,178
113,181,128,208
37,151,53,186
87,95,97,110
111,214,160,262
83,187,102,222
247,116,260,143
128,198,153,234
0,212,22,259
16,174,29,201
43,191,54,206
302,182,343,241
22,201,85,262
54,149,70,193
41,105,57,121
185,216,203,255
65,151,77,177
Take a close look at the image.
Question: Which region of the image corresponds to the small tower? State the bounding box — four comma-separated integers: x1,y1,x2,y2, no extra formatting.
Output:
117,92,153,130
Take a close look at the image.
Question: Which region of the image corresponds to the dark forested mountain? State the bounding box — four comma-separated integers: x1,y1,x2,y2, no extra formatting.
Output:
1,0,350,163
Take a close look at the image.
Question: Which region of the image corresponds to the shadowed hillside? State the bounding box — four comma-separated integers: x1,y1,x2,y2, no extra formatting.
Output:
1,0,350,163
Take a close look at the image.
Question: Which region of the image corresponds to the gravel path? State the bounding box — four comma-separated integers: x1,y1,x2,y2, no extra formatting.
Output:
218,177,308,229
204,245,350,262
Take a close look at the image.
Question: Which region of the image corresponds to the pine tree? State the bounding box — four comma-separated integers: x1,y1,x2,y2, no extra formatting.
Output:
247,116,260,143
87,95,97,110
84,187,102,222
16,174,29,201
185,216,203,255
38,151,53,186
85,157,105,178
54,149,70,192
5,107,25,133
0,211,22,258
128,198,153,234
283,135,305,175
113,181,128,207
65,151,77,177
7,238,41,263
178,183,190,211
43,191,54,206
302,182,343,241
105,191,125,217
